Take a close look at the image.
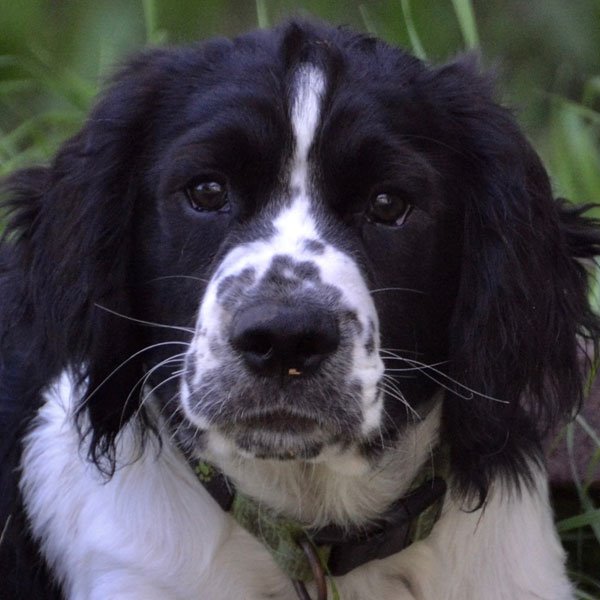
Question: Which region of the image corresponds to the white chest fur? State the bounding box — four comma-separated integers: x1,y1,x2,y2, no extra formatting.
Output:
20,373,573,600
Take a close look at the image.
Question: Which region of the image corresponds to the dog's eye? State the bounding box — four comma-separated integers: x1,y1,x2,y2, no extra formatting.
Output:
184,180,229,212
367,192,412,226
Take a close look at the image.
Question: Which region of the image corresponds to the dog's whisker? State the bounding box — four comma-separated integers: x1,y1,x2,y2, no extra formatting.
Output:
379,382,418,425
0,515,11,549
147,275,210,284
170,367,188,377
396,357,508,404
139,353,187,387
380,346,426,353
94,304,195,334
369,287,425,295
384,363,448,372
118,353,188,428
163,402,190,444
132,374,186,426
381,352,506,403
382,356,447,373
378,378,420,421
79,341,190,411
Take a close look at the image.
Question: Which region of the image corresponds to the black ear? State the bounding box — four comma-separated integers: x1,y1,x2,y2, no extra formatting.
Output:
426,57,600,498
2,49,175,472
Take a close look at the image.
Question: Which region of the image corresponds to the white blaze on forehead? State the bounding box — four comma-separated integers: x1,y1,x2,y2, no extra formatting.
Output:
290,65,326,191
269,65,324,252
211,65,327,281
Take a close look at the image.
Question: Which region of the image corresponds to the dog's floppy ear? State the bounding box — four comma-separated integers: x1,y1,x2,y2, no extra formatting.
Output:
425,57,600,497
2,49,175,471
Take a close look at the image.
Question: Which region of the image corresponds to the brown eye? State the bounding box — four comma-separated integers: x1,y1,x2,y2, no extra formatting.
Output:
185,180,229,212
367,192,412,226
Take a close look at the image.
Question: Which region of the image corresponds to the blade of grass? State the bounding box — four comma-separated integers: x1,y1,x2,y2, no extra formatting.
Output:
562,110,600,198
548,99,600,203
586,447,600,484
142,0,156,42
0,112,84,152
570,571,600,595
557,509,600,533
450,0,480,49
583,76,600,108
576,414,600,448
548,94,600,127
358,4,377,35
400,0,426,59
566,424,600,543
141,0,166,44
256,0,269,29
0,79,35,95
22,54,95,111
0,54,92,111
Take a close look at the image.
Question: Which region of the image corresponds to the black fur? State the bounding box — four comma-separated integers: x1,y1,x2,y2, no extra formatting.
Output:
1,20,599,597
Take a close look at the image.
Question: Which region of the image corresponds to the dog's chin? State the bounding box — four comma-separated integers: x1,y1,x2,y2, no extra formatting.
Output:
204,425,375,477
228,428,328,460
184,408,352,462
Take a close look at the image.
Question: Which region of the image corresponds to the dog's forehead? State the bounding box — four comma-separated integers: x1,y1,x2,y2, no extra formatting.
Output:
217,63,328,264
273,64,326,235
289,64,325,184
212,65,331,277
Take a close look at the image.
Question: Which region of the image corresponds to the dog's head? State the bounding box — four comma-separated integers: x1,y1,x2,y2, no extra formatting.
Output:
176,57,449,464
4,21,599,496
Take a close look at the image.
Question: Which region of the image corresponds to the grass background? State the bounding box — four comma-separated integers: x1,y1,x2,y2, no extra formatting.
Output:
1,0,599,596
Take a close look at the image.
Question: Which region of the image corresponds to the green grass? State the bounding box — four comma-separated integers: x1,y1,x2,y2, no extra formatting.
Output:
565,418,600,595
1,0,599,595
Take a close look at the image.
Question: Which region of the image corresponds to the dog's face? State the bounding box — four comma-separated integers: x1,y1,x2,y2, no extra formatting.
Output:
7,21,595,493
139,48,459,465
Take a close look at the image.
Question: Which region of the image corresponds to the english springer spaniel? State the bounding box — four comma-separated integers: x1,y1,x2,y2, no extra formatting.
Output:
1,20,598,600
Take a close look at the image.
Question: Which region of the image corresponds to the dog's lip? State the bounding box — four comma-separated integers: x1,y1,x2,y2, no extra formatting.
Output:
232,410,320,433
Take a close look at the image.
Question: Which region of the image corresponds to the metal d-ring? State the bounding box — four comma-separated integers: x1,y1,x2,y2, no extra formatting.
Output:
292,538,328,600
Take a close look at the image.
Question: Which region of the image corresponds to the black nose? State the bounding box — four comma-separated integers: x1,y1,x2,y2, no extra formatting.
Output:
230,302,340,376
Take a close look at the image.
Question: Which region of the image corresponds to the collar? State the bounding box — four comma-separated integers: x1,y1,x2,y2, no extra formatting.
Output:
186,449,447,595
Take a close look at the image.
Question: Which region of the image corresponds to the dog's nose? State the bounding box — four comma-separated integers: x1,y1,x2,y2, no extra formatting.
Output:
230,302,340,376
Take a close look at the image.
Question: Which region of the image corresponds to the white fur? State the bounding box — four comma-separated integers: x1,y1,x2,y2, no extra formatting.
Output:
289,65,325,191
20,373,574,600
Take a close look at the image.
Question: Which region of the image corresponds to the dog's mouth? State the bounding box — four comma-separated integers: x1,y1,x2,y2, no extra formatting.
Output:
233,410,320,434
228,430,326,460
180,364,374,461
214,410,332,460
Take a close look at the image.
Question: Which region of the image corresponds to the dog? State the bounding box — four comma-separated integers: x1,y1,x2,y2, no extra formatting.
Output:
1,19,598,600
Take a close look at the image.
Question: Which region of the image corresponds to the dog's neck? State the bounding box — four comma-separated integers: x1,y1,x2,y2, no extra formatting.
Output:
197,402,442,529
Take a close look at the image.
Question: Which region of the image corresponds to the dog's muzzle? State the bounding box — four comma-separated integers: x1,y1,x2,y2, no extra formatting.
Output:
181,239,385,458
